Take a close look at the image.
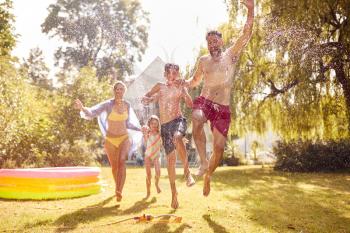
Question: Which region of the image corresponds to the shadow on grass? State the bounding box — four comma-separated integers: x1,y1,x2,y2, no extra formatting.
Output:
54,196,118,232
20,196,116,232
212,167,350,232
43,196,157,232
121,197,157,215
202,214,229,233
143,223,191,233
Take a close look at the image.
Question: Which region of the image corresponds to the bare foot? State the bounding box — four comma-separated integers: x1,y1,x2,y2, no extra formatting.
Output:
116,191,122,202
185,172,195,187
145,190,150,199
156,185,161,193
196,163,208,177
171,192,179,209
203,174,211,197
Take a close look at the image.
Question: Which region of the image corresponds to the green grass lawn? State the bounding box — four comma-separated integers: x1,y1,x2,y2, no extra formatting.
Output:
0,166,349,233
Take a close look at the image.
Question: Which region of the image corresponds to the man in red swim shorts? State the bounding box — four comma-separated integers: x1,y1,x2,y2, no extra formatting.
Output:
178,0,254,196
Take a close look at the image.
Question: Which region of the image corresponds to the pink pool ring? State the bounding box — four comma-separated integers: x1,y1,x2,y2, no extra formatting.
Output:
0,167,102,200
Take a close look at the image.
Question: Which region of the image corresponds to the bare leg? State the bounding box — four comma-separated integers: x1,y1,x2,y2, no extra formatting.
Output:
166,152,178,209
144,156,152,198
173,133,195,187
154,157,161,193
104,140,120,201
203,128,226,197
116,138,131,201
192,110,209,176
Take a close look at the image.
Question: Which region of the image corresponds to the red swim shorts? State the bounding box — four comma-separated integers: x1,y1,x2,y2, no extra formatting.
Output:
192,96,231,137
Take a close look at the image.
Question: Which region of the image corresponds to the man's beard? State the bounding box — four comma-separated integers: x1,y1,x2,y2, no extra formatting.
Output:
209,48,222,58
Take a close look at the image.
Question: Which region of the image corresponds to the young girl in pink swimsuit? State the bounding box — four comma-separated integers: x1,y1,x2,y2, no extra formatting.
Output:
142,115,162,197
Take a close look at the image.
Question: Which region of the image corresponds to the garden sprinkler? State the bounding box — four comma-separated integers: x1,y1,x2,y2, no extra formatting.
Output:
133,214,182,223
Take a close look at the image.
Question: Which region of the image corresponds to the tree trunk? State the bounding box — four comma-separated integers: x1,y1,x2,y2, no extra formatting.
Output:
335,61,350,135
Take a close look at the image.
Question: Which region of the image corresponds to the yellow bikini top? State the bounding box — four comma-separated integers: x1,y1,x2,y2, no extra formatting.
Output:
108,109,128,122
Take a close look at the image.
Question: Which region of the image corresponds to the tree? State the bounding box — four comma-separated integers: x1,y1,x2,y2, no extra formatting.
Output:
53,66,111,144
0,58,104,168
41,0,149,79
21,47,52,89
0,57,49,167
0,0,16,56
43,66,112,166
222,0,350,140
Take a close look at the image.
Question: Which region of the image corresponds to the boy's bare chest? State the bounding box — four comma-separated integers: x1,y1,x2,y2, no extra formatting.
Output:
159,86,181,100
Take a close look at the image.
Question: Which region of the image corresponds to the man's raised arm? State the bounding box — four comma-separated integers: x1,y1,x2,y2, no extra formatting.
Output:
227,0,254,61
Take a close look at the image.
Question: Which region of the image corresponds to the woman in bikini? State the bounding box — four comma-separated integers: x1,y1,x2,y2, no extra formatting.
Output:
75,81,141,202
141,115,162,198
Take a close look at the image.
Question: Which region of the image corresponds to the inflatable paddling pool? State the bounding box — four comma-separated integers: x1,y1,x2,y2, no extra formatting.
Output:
0,167,102,200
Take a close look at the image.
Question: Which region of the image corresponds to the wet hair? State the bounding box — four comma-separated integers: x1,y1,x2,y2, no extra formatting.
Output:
113,80,127,92
147,115,160,133
164,63,179,72
206,30,222,40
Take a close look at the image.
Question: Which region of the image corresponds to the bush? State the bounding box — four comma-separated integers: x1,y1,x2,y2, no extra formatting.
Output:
274,140,350,172
223,155,240,166
46,140,97,167
0,63,110,168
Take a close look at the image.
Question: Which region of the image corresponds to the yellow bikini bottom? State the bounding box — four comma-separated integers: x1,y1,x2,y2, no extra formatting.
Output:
106,134,129,148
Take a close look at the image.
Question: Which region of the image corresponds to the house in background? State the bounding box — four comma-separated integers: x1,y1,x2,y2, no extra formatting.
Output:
124,56,166,125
